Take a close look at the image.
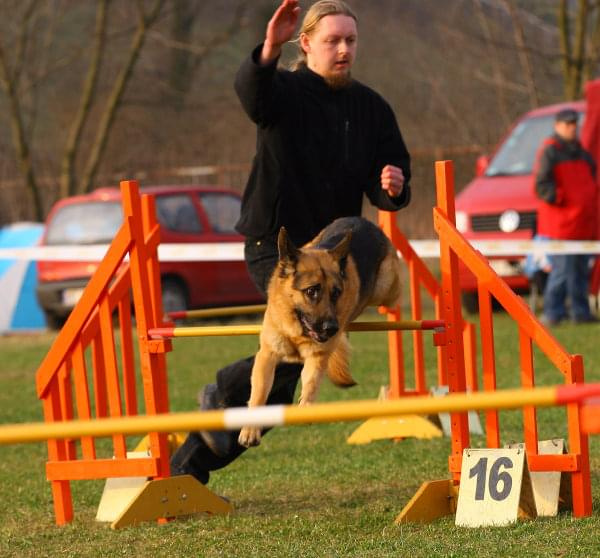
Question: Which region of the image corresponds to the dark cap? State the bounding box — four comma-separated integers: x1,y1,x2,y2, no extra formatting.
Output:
555,108,579,123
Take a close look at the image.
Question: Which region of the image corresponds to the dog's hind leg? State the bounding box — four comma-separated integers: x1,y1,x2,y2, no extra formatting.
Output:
238,347,278,448
372,252,402,309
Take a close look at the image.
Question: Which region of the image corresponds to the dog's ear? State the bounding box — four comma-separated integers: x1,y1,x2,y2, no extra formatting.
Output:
328,231,352,260
277,227,300,277
328,231,352,277
277,227,300,262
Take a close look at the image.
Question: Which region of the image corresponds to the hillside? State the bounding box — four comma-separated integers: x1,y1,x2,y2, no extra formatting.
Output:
0,1,575,236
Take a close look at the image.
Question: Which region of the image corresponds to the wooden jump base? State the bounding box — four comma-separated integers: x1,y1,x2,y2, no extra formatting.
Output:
148,319,446,339
3,383,600,445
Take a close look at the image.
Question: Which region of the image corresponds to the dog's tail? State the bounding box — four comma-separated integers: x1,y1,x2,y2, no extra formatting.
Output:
327,334,357,388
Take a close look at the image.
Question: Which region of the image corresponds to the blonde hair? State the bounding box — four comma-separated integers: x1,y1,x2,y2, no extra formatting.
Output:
290,0,358,70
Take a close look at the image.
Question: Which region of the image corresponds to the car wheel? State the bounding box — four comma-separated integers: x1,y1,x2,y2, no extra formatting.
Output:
461,292,479,314
161,278,188,314
44,310,65,330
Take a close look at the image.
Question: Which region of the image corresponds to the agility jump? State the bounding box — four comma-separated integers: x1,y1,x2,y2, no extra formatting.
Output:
31,161,593,527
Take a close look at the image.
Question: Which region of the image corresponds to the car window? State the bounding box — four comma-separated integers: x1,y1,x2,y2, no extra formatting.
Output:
155,194,203,234
486,111,585,177
45,201,123,245
197,193,241,234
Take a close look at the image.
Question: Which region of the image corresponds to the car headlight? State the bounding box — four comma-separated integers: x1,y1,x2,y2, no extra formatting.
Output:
455,211,468,233
499,210,520,233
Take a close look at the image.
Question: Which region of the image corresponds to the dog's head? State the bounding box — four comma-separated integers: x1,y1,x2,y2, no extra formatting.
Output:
275,227,352,343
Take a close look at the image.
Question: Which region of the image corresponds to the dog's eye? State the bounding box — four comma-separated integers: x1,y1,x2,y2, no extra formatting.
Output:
304,285,320,300
331,286,342,303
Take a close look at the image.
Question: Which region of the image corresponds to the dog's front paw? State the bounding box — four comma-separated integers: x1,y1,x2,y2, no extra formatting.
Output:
298,397,314,406
238,426,262,448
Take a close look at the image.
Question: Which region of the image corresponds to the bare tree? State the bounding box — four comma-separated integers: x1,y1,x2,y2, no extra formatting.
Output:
558,0,596,100
502,0,540,108
0,1,44,219
79,0,166,194
59,0,109,199
155,1,250,112
474,0,511,127
0,0,167,218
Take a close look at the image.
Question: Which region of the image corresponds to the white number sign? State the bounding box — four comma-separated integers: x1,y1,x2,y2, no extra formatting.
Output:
455,448,536,527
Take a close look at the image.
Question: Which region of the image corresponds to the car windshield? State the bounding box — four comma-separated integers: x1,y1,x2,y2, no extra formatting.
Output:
45,201,123,245
197,192,241,234
485,112,584,177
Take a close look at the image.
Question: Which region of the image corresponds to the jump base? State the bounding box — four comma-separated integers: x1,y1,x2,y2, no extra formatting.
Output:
347,415,442,444
395,479,458,523
104,475,233,530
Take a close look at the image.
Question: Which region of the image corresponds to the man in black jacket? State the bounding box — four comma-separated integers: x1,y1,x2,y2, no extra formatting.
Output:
170,0,411,483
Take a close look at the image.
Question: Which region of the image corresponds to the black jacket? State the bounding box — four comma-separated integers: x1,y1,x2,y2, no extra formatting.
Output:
234,45,411,246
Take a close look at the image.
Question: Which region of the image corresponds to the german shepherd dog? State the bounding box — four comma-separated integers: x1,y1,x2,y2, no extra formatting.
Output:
238,216,402,448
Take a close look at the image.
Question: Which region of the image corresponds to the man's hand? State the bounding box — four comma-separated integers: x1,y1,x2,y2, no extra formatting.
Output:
260,0,301,65
381,164,405,198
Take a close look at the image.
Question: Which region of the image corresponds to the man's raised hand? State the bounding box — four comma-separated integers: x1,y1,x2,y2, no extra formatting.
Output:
261,0,301,64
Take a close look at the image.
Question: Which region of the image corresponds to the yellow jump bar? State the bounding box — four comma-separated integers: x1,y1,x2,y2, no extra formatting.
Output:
167,304,267,320
149,319,446,339
1,383,598,445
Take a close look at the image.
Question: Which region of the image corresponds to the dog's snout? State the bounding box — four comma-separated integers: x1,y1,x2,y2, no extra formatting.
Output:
321,320,339,339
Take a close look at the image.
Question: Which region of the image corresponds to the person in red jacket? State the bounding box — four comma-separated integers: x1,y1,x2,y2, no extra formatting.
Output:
534,108,599,325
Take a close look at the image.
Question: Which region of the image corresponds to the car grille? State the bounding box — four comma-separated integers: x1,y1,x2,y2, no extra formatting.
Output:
471,211,536,232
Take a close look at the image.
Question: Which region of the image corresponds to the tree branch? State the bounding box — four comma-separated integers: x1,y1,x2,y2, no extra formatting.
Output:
79,0,166,193
0,8,43,220
474,0,511,126
501,0,539,108
570,0,588,99
558,0,573,98
59,0,110,198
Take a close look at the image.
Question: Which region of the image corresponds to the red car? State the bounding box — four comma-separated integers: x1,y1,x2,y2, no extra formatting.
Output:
455,100,586,312
36,185,264,328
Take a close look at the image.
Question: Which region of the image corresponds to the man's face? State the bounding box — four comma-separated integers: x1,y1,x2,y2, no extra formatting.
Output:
301,14,358,88
554,120,578,142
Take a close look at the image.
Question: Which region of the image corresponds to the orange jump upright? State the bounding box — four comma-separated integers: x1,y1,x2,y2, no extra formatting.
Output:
35,181,172,525
348,205,479,445
431,160,591,518
377,212,478,399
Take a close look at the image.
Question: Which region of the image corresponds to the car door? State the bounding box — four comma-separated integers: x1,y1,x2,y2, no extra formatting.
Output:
154,192,221,308
196,191,263,302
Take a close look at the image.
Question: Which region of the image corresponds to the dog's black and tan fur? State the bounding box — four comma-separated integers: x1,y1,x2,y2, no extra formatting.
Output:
238,217,402,447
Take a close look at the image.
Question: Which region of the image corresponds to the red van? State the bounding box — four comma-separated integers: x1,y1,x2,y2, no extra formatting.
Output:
455,100,586,312
36,185,264,328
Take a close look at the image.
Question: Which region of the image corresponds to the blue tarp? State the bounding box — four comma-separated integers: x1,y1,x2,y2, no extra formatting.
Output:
0,222,46,333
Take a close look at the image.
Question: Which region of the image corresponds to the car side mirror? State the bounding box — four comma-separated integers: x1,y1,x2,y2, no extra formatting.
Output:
475,154,490,177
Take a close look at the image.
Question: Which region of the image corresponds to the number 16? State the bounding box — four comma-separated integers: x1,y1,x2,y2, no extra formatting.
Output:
469,457,513,501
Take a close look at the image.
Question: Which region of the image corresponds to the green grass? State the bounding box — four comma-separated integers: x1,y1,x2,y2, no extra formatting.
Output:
0,313,599,558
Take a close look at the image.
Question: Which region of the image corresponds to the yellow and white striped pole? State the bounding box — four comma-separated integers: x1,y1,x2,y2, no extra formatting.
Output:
1,383,599,445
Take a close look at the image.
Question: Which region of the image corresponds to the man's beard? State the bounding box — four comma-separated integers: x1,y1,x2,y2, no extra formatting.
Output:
324,70,352,90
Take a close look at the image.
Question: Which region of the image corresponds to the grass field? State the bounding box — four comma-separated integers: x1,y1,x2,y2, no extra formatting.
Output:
0,312,599,558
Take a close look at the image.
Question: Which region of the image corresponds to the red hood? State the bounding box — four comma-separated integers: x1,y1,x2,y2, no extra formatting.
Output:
456,174,536,214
